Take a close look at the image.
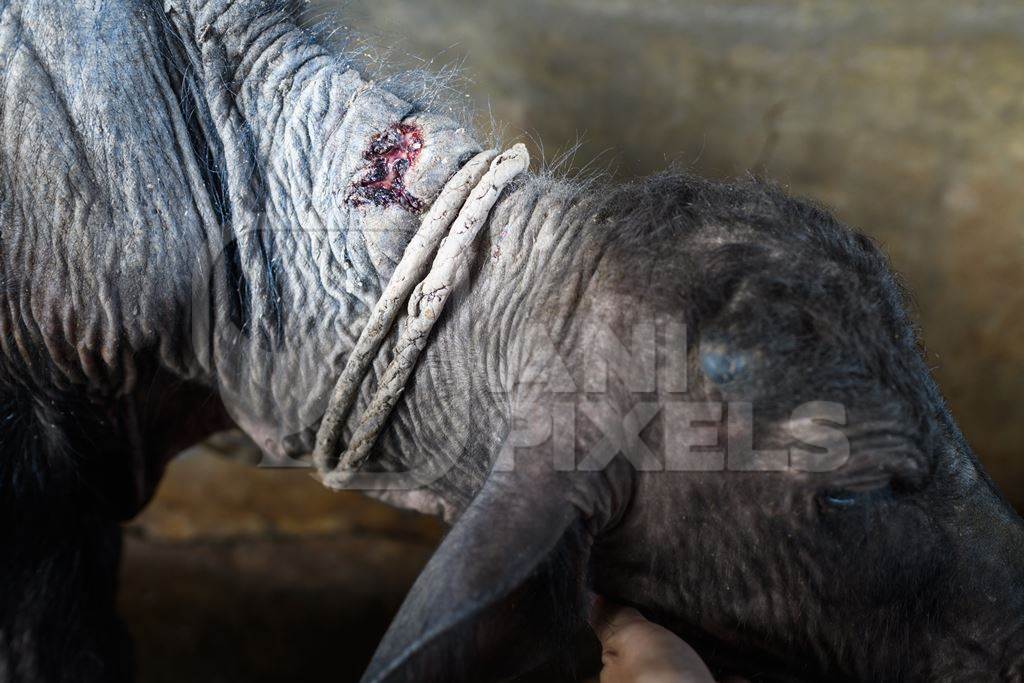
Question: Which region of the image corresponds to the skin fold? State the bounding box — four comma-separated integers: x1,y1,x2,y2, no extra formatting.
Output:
0,1,1022,681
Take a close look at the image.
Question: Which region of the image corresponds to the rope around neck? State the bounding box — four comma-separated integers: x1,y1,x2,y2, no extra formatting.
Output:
313,143,530,490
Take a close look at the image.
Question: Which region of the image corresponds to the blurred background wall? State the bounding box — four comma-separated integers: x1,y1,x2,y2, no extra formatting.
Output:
123,2,1024,681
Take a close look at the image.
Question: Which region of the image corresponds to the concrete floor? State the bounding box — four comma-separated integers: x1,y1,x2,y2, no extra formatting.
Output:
121,532,428,683
120,444,443,683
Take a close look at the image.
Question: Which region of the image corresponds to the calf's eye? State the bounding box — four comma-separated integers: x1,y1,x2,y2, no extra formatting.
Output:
819,482,894,510
699,347,751,385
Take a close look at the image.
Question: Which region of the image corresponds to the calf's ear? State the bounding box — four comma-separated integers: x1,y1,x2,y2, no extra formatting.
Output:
360,468,593,683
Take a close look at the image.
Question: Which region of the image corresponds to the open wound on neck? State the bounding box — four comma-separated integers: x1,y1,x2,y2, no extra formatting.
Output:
347,123,426,212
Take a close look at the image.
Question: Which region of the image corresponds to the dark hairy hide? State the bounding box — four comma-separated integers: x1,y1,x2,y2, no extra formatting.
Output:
582,174,1001,680
594,172,940,422
0,385,132,683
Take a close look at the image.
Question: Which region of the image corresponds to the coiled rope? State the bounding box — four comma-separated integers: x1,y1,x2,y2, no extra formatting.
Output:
313,143,530,489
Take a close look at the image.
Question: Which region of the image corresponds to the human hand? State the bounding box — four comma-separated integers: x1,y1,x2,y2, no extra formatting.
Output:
590,597,747,683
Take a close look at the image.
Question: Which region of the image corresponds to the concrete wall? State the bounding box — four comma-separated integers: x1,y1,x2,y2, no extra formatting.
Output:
310,0,1024,506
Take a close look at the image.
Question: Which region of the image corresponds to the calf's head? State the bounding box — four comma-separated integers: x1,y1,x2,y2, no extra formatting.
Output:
361,176,1024,682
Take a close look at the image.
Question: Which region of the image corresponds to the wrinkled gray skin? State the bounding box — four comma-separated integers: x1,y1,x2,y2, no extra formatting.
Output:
1,1,1022,682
